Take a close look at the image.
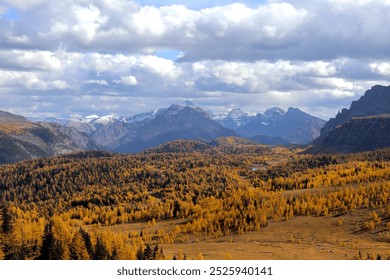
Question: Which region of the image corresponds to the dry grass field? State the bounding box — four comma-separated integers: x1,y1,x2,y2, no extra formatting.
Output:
98,206,390,260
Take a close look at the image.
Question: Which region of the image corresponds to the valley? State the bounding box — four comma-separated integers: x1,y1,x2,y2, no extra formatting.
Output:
0,145,389,260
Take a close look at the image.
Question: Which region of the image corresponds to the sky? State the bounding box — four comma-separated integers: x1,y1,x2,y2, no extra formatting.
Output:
0,0,390,120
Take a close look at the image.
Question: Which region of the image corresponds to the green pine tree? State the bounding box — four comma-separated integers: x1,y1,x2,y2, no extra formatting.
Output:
37,221,60,260
93,235,108,260
1,204,17,259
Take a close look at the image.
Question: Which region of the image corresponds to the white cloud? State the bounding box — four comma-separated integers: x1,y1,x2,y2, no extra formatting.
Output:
137,55,183,80
2,0,390,61
0,47,387,118
0,50,62,71
84,79,108,86
370,62,390,76
0,70,68,90
114,75,138,86
50,80,70,90
0,1,389,119
5,34,30,44
309,77,354,90
0,0,45,10
47,3,108,45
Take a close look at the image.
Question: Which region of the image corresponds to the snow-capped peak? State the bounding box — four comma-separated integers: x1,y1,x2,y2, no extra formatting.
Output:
94,115,117,125
85,115,100,122
212,112,227,121
83,115,117,125
124,110,157,124
227,108,248,119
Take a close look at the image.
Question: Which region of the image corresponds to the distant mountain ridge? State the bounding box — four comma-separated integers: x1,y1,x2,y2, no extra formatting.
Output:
309,85,390,153
0,110,97,164
234,107,325,144
114,105,235,153
27,102,325,147
0,110,30,123
1,102,327,163
216,108,252,130
320,85,390,138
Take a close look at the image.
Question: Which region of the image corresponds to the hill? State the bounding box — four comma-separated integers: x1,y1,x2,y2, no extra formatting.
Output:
144,139,213,154
250,135,291,146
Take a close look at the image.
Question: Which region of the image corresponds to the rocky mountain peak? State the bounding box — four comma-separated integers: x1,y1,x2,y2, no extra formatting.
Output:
264,107,286,117
320,85,390,137
227,108,248,119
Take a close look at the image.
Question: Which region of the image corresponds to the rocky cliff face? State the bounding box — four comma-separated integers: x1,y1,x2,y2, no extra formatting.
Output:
308,115,390,153
309,85,390,154
320,85,390,138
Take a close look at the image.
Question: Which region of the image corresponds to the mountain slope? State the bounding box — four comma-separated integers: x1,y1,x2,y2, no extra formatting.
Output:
250,135,291,146
309,85,390,153
308,115,390,153
115,105,235,153
217,108,251,130
237,107,325,144
145,139,213,154
0,110,30,123
320,85,390,138
0,110,97,164
90,119,136,150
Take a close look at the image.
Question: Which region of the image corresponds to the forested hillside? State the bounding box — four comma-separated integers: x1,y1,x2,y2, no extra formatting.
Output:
0,145,389,260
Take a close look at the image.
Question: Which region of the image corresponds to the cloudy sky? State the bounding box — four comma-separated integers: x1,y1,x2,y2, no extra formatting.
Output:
0,0,389,120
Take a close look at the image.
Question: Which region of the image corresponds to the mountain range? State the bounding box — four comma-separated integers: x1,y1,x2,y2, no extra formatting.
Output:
3,84,389,164
0,103,325,163
67,104,325,148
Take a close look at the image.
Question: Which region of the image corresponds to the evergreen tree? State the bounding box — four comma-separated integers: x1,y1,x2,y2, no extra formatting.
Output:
143,244,153,260
70,230,90,260
110,245,119,260
1,204,16,259
0,209,4,260
1,205,13,234
94,235,108,260
136,244,162,260
136,247,145,260
37,221,60,260
153,244,164,260
79,228,94,257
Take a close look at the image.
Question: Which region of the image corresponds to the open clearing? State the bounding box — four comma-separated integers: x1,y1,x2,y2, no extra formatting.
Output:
162,211,390,260
100,207,390,260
